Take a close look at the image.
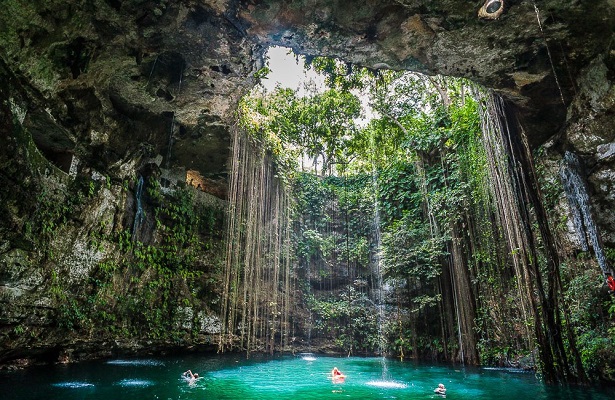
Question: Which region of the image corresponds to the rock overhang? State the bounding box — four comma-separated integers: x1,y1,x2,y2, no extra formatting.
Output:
2,0,614,185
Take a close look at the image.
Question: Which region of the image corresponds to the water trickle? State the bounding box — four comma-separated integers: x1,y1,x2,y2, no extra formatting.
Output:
165,112,176,170
132,175,144,241
533,3,566,105
146,55,159,88
560,151,612,276
165,66,184,169
369,134,390,380
371,174,386,350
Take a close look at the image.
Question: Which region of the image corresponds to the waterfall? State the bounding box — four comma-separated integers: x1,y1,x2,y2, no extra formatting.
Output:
218,125,293,355
132,175,144,241
371,184,386,359
560,151,612,277
369,136,390,380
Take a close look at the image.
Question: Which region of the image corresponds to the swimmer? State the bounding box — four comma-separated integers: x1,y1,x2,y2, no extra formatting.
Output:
331,367,346,382
434,383,446,395
182,369,199,383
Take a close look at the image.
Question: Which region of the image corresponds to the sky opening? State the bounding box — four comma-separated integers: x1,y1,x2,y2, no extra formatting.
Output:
259,46,325,95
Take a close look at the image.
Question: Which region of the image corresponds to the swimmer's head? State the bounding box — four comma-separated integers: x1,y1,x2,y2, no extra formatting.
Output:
194,374,199,378
439,384,445,388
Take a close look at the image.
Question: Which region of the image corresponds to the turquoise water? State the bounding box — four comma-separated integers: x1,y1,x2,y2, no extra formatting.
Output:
0,354,610,399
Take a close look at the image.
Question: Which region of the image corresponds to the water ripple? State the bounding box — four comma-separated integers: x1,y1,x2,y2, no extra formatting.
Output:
115,379,154,387
106,359,165,367
366,380,408,389
51,381,95,389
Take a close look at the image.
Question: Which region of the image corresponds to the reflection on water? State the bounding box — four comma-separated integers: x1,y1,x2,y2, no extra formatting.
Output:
115,378,154,387
106,359,166,366
482,366,529,374
301,354,317,361
365,380,408,389
51,381,95,388
0,354,611,400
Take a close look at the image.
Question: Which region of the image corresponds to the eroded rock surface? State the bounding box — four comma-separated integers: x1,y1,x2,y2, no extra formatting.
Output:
1,0,615,366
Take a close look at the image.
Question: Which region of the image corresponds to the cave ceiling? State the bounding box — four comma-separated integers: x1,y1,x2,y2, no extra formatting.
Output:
2,0,614,195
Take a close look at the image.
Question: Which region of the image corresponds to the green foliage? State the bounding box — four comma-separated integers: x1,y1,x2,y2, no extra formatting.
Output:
253,66,271,82
293,172,375,276
238,55,615,381
49,175,224,341
247,62,497,360
58,298,88,330
13,325,25,336
307,288,381,353
29,175,101,244
604,246,615,266
382,216,447,280
558,259,615,382
577,331,615,381
533,146,567,232
239,85,361,175
307,56,376,93
105,185,222,338
377,162,421,224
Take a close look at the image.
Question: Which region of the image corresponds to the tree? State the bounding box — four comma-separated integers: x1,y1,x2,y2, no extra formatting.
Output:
239,84,360,175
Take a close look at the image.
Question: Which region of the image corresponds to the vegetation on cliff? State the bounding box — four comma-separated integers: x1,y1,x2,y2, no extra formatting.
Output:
235,56,615,383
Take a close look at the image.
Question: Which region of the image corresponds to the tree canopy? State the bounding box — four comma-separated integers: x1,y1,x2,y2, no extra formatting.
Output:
235,51,615,381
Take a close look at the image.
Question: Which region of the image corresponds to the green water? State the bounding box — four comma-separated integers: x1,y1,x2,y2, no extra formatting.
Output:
0,354,610,399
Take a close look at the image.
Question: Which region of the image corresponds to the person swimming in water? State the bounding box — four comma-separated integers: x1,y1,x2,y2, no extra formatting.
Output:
434,383,446,395
182,369,199,383
331,367,345,382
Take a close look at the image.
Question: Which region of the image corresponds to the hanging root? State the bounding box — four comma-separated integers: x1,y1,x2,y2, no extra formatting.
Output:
478,0,505,20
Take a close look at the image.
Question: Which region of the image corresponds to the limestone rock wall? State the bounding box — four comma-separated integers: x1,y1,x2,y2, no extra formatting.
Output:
0,0,250,367
565,56,615,247
1,0,615,367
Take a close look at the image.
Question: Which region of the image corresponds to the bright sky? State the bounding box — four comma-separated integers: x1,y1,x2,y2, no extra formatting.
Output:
260,46,325,95
259,46,375,126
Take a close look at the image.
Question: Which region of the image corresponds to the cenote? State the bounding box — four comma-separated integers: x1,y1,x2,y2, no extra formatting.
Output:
1,354,611,400
2,0,615,395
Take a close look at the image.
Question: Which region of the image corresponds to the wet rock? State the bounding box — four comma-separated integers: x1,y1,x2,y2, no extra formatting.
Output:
2,0,615,367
